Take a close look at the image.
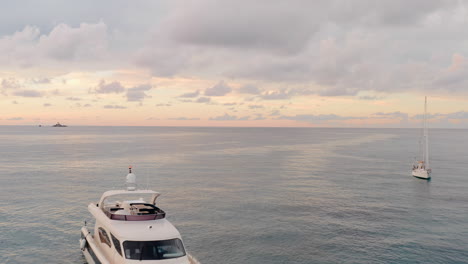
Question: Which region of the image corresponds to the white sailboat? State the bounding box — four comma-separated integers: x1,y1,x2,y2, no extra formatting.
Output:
412,96,431,180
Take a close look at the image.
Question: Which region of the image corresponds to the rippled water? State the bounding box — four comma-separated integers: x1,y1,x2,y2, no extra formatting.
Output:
1,126,468,263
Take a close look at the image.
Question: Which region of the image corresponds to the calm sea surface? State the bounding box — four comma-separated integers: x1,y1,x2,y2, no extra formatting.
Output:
1,126,468,264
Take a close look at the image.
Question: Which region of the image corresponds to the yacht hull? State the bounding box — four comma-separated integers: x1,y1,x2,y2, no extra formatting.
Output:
80,226,111,264
412,169,430,180
80,226,201,264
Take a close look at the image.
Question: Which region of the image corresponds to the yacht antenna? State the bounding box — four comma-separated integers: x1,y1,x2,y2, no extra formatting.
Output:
126,165,137,191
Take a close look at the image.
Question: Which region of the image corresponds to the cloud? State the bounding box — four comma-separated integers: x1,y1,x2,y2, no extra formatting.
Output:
0,22,108,67
93,80,125,94
239,84,261,94
38,22,108,61
43,103,52,107
13,90,43,97
66,97,81,101
32,77,51,84
164,0,319,54
209,113,250,121
445,111,468,119
196,97,211,103
178,90,200,98
126,84,152,102
156,103,172,107
248,104,264,109
7,117,23,120
260,90,291,100
223,102,237,106
169,117,200,120
372,111,408,119
1,78,21,89
204,81,232,96
103,105,126,109
278,114,366,122
254,114,266,120
131,1,468,97
270,110,281,116
359,95,384,100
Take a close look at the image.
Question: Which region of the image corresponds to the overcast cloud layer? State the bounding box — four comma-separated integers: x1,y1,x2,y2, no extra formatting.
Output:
1,0,468,127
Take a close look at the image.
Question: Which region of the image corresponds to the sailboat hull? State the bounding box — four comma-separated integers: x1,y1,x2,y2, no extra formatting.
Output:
412,169,430,180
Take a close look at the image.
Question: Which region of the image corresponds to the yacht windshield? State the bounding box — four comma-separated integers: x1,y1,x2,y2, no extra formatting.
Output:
123,239,186,260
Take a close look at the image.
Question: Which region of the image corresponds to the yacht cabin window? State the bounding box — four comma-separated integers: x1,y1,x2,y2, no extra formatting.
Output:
98,227,111,248
123,238,186,260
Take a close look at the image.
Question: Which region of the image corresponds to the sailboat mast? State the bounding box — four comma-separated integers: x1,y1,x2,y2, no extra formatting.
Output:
424,96,429,168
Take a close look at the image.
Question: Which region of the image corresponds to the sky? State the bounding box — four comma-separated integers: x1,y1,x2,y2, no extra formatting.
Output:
1,0,468,127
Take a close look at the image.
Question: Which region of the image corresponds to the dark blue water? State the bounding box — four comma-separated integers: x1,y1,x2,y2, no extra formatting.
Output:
1,126,467,263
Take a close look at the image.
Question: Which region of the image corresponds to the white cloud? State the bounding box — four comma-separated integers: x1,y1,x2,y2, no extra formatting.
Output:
0,22,109,68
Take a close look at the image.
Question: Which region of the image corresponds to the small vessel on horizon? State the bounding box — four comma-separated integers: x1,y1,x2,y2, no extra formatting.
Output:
52,122,67,127
79,167,200,264
412,96,431,180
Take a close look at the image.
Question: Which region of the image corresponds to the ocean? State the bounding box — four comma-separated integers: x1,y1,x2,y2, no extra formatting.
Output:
0,126,467,264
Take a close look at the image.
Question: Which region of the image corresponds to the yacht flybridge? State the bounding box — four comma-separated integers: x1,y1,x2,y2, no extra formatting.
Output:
80,167,200,264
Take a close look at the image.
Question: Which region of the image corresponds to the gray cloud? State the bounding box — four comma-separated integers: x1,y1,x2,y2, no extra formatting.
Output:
445,111,468,119
169,117,200,120
133,0,468,97
178,90,200,98
239,84,261,95
43,103,52,107
66,97,81,101
223,102,237,106
359,95,384,100
373,111,408,119
1,78,21,89
103,105,126,109
13,90,43,97
156,103,172,107
93,80,125,94
270,110,281,116
7,117,23,120
196,97,211,103
204,81,232,96
126,84,152,102
254,114,266,120
209,113,250,121
278,114,366,122
32,77,51,84
248,105,264,109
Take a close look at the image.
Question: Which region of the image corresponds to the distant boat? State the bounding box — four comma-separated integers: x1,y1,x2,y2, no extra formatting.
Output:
52,122,67,127
412,96,431,180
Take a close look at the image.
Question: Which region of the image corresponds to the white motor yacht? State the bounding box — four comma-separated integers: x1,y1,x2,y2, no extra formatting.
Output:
80,167,200,264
